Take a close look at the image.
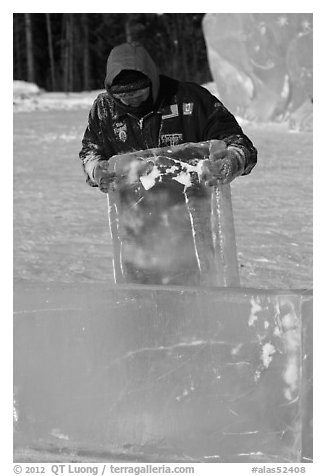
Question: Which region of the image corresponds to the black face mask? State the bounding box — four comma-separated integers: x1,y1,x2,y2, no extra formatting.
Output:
111,87,154,119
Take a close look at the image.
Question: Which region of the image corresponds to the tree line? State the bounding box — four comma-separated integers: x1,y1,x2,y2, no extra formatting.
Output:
13,13,212,92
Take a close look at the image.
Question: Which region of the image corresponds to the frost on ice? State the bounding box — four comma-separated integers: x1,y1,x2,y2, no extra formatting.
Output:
261,342,276,368
248,296,262,327
247,295,301,404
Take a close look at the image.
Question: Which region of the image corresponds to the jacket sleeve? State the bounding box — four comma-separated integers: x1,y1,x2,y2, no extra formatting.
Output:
79,98,114,187
196,86,257,175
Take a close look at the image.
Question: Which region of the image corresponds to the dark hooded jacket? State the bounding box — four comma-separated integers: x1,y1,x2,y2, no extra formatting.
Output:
79,43,257,187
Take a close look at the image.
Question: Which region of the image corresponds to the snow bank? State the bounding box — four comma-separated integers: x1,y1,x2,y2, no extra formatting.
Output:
13,81,42,99
13,81,103,112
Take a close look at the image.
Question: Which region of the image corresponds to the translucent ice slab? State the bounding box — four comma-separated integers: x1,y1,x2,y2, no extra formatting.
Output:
14,281,312,463
107,140,239,286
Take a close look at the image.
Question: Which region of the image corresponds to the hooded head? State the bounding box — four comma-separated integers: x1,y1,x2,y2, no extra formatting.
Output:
104,43,160,103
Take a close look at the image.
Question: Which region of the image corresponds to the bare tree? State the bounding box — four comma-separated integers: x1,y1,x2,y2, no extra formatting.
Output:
13,15,23,79
125,14,133,43
63,14,74,92
45,13,56,91
68,14,74,92
24,13,34,83
82,14,90,90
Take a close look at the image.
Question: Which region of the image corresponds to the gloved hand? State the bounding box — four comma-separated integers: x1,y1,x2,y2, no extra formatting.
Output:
93,161,116,193
203,147,245,185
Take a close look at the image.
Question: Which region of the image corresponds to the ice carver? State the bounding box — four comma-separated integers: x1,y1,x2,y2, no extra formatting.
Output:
79,42,258,284
79,42,257,191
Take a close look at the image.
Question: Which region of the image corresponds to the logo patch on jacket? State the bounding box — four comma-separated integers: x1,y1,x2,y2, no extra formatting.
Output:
183,103,194,115
161,104,179,120
113,121,127,142
160,133,183,147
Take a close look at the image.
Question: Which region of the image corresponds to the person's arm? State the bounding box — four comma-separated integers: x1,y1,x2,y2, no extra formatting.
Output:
195,86,257,183
79,98,115,190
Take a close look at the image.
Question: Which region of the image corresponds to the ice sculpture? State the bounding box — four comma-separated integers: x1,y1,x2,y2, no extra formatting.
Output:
107,140,240,287
203,13,313,129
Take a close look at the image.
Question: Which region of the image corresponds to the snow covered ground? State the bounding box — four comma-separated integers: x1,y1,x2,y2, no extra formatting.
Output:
13,82,313,289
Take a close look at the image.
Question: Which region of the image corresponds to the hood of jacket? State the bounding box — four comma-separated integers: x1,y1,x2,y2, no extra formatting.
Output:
104,43,160,103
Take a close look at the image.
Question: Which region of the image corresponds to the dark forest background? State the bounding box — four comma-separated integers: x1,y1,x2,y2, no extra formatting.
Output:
13,13,212,92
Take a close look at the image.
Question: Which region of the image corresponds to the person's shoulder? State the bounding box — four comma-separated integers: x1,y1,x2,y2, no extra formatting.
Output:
178,81,233,116
179,80,219,100
89,91,114,119
93,90,111,106
159,75,220,103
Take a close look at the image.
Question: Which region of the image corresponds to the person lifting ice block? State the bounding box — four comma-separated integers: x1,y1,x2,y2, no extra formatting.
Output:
106,140,241,286
78,42,258,286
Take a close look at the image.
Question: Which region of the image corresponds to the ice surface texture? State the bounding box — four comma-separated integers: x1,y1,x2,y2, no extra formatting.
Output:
107,140,240,287
14,282,312,463
203,13,313,129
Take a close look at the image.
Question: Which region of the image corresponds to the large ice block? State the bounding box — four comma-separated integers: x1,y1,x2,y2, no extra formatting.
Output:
14,281,312,463
107,140,239,287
